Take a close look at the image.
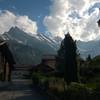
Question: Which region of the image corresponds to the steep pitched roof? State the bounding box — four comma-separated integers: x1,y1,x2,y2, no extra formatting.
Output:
0,37,15,65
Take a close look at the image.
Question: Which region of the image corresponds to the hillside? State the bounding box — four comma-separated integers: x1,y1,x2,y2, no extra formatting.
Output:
2,27,57,65
77,40,100,58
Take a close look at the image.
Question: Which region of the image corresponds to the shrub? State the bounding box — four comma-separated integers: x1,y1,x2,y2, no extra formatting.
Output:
65,82,93,100
93,83,100,99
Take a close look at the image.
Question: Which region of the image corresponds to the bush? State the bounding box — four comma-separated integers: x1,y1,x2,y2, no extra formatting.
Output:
48,78,65,92
93,83,100,99
32,72,48,84
65,82,93,100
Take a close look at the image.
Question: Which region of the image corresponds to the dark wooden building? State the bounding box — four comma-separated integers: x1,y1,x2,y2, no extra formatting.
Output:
42,55,56,69
34,55,56,75
0,38,15,81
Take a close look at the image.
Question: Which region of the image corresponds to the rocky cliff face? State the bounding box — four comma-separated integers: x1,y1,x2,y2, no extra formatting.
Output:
2,27,57,65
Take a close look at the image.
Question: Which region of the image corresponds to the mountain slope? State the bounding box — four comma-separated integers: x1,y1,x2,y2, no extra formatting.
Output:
2,27,57,65
2,27,100,63
77,40,100,58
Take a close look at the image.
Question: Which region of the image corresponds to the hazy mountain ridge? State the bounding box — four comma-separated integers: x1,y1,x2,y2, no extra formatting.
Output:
2,27,57,65
77,40,100,58
1,27,100,64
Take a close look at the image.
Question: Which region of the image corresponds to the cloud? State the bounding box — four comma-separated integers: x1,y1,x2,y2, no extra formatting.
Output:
12,6,17,10
44,0,100,41
44,0,69,38
69,9,100,41
16,16,37,34
0,10,38,35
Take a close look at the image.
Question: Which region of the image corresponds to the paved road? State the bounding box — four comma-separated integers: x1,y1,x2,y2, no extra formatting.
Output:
0,70,50,100
0,79,50,100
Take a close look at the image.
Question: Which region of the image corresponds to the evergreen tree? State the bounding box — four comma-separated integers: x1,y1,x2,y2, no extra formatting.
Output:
86,54,92,62
86,54,92,67
57,33,79,84
97,19,100,27
56,40,65,75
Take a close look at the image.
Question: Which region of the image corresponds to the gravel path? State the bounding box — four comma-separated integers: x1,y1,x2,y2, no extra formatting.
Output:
0,70,50,100
0,79,49,100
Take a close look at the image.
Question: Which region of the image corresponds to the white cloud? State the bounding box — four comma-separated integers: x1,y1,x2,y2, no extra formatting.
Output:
0,10,38,35
44,0,69,38
44,0,100,41
16,16,37,34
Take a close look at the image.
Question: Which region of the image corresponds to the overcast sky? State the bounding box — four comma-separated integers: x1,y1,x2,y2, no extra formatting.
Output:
0,0,100,41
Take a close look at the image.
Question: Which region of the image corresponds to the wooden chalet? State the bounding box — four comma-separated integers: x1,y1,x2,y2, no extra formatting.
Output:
34,55,56,75
42,55,56,69
0,38,15,81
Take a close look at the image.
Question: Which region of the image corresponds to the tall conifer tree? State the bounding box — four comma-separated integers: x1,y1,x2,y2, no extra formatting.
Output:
57,33,79,84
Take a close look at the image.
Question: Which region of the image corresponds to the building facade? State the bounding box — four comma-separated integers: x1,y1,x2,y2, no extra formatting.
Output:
0,39,15,81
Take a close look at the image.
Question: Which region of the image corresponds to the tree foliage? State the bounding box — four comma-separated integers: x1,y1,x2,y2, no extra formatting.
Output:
97,19,100,27
57,33,79,84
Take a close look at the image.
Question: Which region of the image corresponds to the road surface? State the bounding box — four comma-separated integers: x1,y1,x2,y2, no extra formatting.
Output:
0,68,50,100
